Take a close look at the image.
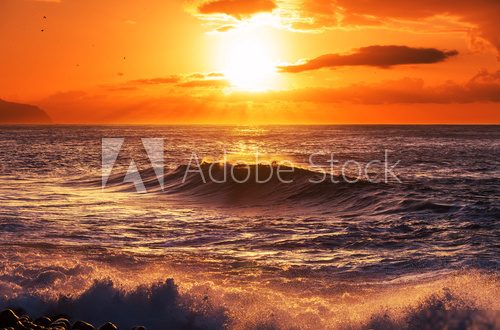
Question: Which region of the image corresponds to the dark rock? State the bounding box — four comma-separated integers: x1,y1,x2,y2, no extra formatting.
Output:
52,314,71,321
16,319,32,329
72,320,95,330
20,321,38,329
0,309,19,328
19,317,35,325
131,327,146,330
18,315,31,323
35,316,52,327
0,99,52,124
98,322,117,330
53,325,69,330
52,318,71,329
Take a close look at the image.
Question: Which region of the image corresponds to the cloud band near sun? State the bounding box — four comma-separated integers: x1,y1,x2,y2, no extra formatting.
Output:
197,0,277,19
279,46,459,73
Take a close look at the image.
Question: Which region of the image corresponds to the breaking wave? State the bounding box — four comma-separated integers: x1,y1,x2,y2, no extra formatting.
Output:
1,279,226,330
364,289,498,330
97,162,387,209
1,265,498,330
93,162,484,218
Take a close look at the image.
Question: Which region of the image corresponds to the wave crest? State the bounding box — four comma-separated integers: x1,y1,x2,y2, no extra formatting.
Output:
102,162,381,207
2,278,227,330
366,289,498,330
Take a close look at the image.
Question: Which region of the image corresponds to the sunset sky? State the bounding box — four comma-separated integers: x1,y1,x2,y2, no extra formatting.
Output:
1,0,499,124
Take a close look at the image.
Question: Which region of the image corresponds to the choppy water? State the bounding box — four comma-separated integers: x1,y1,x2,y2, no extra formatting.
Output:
0,125,499,329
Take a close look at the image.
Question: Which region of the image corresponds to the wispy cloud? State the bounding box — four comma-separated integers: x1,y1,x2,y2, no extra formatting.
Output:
37,70,500,124
227,70,500,104
114,73,228,89
189,0,500,59
197,0,277,19
177,79,230,88
291,1,500,55
128,77,181,85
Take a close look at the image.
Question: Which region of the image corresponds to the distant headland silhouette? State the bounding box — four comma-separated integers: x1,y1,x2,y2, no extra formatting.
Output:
0,99,52,124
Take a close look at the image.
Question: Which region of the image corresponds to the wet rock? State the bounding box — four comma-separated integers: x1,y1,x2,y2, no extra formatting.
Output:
52,318,71,329
19,319,35,327
13,320,29,329
18,315,31,324
0,309,20,328
19,320,36,329
53,325,69,330
98,322,117,330
35,316,52,327
72,320,95,330
52,314,71,322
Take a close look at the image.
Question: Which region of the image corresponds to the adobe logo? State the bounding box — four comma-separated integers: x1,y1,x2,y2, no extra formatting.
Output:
101,138,164,193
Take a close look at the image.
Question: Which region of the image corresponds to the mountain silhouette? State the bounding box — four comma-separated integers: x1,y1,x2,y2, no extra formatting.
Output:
0,99,52,124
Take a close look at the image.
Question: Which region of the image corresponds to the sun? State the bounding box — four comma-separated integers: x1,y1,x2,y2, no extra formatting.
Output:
213,22,282,92
216,26,279,92
224,39,276,91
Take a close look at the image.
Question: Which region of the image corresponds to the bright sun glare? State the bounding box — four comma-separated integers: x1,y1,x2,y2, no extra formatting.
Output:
222,37,278,92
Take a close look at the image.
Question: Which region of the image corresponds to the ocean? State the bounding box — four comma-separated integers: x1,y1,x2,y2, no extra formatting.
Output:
0,125,498,329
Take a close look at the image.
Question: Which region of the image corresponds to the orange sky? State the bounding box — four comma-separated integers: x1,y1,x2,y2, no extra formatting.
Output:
0,0,499,124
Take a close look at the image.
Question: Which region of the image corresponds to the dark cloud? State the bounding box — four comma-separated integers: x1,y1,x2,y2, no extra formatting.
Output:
279,45,458,73
198,0,277,19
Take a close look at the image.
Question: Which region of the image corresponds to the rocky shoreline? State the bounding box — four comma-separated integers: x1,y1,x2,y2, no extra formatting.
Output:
0,309,146,330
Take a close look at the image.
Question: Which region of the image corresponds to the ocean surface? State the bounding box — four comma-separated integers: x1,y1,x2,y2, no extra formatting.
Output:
0,125,498,329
